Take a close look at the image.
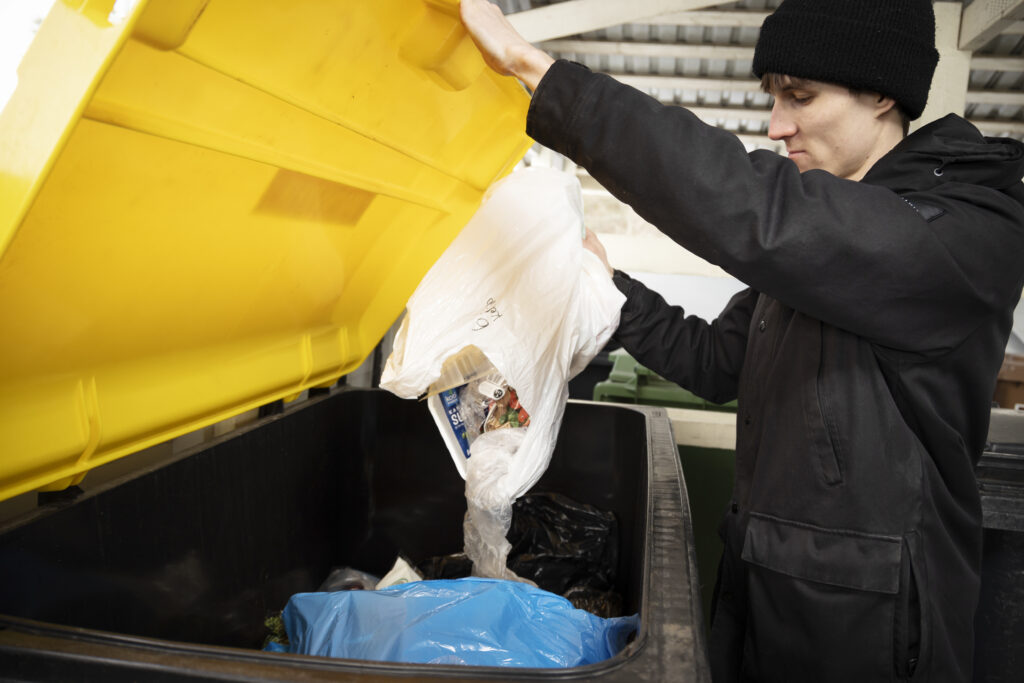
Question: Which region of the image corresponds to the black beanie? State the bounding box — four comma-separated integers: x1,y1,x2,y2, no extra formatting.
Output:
752,0,939,120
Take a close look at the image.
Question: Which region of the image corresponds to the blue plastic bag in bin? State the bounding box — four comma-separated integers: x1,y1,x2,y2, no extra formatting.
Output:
270,577,640,667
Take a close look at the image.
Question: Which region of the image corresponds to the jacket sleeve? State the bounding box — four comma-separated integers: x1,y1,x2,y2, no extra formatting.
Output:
527,60,1022,354
611,271,755,405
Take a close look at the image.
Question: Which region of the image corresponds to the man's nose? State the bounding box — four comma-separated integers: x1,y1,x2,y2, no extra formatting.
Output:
767,101,796,140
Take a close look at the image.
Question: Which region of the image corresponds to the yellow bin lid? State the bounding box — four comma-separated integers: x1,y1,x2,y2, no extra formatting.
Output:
0,0,532,500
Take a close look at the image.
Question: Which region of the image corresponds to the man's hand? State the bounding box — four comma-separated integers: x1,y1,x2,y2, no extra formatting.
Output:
583,229,614,278
460,0,554,91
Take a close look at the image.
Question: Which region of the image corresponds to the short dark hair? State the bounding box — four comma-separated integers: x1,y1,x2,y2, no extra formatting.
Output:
759,73,911,137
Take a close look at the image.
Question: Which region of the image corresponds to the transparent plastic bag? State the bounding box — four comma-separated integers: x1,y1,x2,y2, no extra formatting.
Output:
463,429,527,581
317,567,379,592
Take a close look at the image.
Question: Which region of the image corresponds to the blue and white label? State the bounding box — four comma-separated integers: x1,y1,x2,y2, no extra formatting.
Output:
440,387,471,460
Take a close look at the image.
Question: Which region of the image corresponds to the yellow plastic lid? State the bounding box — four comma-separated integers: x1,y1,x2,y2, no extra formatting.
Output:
0,0,531,500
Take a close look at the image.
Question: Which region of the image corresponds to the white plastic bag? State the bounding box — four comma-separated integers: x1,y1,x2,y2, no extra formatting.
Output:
380,167,624,579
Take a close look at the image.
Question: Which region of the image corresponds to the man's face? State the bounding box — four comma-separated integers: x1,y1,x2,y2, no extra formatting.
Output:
766,76,890,181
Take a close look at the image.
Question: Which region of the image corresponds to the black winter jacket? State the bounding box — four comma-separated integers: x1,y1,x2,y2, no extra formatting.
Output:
526,60,1024,682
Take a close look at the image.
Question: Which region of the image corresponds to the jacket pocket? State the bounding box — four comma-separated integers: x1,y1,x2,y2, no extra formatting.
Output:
740,512,920,682
801,321,844,486
893,534,925,679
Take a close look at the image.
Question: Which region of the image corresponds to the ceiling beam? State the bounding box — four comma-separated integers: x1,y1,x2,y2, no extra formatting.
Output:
970,55,1024,72
972,119,1024,136
965,90,1024,106
508,0,721,43
684,106,770,122
614,74,763,93
646,10,769,28
541,40,1024,73
960,0,1024,51
541,40,753,61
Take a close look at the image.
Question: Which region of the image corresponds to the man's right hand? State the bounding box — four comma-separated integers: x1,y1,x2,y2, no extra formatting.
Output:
583,229,614,278
460,0,554,91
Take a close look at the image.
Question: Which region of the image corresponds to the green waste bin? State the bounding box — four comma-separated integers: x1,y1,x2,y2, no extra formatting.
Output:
593,350,737,411
592,350,736,631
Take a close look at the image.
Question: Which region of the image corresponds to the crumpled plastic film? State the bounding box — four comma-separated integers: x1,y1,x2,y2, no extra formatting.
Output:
463,430,528,581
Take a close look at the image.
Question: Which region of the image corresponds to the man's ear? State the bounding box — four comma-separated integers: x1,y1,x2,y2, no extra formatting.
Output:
874,94,897,118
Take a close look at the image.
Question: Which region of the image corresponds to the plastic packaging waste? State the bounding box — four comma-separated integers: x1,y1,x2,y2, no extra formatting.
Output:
317,567,379,592
375,556,423,589
269,577,639,667
380,168,625,580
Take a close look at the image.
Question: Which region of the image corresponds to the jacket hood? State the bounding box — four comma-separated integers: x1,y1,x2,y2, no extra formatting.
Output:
862,114,1024,193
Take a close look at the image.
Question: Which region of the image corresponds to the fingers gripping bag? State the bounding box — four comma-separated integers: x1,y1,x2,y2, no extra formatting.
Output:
380,167,625,580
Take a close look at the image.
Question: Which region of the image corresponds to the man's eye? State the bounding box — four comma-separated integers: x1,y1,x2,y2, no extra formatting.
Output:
791,94,812,104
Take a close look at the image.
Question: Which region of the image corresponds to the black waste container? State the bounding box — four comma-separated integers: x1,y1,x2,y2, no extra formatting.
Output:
0,388,708,681
974,408,1024,683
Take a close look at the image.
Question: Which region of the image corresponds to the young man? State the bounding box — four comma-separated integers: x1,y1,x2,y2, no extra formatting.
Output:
462,0,1024,681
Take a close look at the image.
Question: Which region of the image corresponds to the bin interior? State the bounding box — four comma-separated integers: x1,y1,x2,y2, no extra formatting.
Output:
0,390,648,653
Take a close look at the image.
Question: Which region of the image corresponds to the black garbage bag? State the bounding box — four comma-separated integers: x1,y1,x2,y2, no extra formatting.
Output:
507,492,618,595
418,552,473,581
418,492,623,617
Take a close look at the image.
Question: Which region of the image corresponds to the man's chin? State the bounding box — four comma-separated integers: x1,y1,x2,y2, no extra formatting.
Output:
788,152,811,169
